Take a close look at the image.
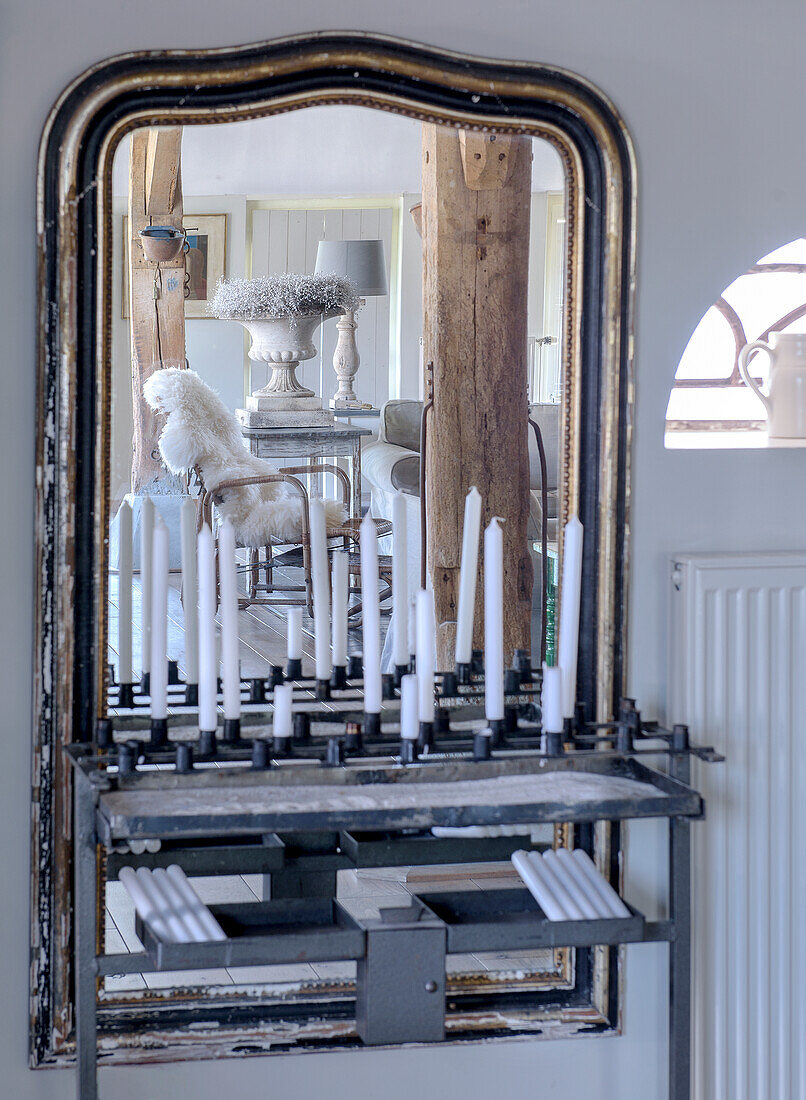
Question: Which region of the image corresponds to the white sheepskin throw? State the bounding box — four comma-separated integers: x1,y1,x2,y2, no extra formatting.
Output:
143,368,345,545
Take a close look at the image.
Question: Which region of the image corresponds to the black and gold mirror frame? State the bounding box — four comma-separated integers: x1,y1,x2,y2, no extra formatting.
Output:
33,32,636,1066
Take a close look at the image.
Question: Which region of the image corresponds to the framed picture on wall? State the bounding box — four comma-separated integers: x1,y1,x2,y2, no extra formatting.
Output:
121,213,227,319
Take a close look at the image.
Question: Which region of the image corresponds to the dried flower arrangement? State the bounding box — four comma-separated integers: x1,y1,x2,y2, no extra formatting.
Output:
209,272,360,320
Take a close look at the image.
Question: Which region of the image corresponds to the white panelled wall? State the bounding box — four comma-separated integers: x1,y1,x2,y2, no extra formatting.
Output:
249,201,397,408
670,553,806,1100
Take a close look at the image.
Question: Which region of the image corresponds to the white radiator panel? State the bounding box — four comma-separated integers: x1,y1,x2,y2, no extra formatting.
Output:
669,553,806,1100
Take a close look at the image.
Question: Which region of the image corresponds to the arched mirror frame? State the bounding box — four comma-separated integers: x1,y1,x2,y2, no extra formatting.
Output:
33,33,636,1067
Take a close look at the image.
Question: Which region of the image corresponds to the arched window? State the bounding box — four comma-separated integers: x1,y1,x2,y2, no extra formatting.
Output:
665,238,806,447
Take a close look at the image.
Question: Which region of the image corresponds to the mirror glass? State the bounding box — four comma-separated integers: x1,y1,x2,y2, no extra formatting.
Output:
105,106,568,1001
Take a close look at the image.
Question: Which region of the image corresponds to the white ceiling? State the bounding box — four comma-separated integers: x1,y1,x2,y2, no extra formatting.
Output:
112,105,565,197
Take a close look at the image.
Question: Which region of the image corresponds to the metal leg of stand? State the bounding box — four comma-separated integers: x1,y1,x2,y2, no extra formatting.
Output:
669,754,692,1100
74,771,99,1100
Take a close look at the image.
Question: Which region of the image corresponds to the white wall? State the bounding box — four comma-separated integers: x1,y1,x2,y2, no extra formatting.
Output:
4,3,806,1099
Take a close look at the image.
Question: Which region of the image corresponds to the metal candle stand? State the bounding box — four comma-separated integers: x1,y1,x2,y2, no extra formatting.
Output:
71,657,722,1100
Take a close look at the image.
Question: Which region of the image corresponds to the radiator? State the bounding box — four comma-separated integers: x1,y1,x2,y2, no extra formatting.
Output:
669,553,806,1100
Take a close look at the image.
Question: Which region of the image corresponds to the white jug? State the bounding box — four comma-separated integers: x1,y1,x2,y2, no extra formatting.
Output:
738,332,806,439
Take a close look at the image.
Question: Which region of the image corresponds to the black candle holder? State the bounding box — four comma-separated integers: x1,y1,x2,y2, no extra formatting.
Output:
672,723,690,752
139,671,150,696
222,717,241,744
505,705,519,734
330,665,348,690
198,729,217,756
400,738,418,764
272,735,291,759
285,657,303,680
116,742,136,777
418,721,434,750
363,712,382,738
249,678,266,704
325,737,345,766
471,648,484,675
347,654,363,680
473,729,492,761
117,682,135,709
175,743,194,773
456,662,471,685
108,662,117,687
168,659,181,686
488,717,506,746
316,679,332,701
252,739,269,769
269,665,285,688
292,712,311,743
381,673,396,700
149,717,168,749
184,683,198,708
544,729,564,756
394,664,408,688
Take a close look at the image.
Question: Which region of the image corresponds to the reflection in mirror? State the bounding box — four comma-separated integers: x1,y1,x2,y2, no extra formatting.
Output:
106,107,568,1002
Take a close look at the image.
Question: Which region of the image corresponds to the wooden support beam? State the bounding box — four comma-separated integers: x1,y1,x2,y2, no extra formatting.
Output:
128,128,186,493
145,127,182,214
422,124,533,668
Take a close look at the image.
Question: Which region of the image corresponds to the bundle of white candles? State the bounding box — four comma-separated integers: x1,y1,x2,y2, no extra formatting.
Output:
119,864,226,943
511,848,631,921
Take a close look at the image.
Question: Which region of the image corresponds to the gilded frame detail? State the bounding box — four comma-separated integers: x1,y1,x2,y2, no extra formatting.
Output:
32,32,636,1067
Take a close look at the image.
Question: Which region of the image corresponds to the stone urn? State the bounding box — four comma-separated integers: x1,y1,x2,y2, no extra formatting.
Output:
237,310,340,427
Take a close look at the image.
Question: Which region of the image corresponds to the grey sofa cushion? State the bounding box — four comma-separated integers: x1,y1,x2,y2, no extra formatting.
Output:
390,454,421,496
383,400,422,453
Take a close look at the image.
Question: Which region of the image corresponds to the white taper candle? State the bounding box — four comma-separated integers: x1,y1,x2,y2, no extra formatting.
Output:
273,682,293,739
118,866,173,943
152,868,209,943
166,865,227,941
399,673,419,740
308,498,332,682
361,516,382,713
570,849,631,918
558,515,584,718
542,849,599,919
391,493,409,667
331,549,349,668
530,852,585,919
197,525,218,732
149,520,169,720
139,496,154,680
554,848,614,919
511,850,568,921
180,498,199,685
484,516,505,721
456,486,482,666
217,519,241,720
134,866,189,943
117,500,133,684
415,588,435,723
541,664,564,733
287,606,303,661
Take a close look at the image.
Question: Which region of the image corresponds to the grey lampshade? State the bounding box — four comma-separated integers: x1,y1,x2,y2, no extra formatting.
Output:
315,239,388,297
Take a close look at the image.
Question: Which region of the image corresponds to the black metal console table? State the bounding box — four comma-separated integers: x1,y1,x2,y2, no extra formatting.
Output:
69,702,714,1100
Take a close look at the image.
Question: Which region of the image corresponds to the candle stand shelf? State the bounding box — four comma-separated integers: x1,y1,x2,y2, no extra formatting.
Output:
70,667,720,1100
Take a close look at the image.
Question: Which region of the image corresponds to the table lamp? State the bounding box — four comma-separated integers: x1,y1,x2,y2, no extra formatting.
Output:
315,239,388,409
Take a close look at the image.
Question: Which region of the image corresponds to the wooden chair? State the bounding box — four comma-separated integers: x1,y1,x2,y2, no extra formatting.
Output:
194,462,392,616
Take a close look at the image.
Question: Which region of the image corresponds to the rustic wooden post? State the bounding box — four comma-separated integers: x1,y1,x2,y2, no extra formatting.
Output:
128,127,185,493
422,124,533,668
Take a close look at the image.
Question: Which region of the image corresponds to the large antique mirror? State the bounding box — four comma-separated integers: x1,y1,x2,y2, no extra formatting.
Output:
33,35,635,1068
